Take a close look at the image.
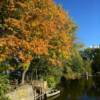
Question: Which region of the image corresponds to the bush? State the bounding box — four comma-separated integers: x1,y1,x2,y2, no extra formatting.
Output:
83,60,92,74
46,76,59,88
0,74,10,100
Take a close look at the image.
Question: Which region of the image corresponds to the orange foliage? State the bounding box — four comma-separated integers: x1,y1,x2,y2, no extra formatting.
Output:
0,0,76,69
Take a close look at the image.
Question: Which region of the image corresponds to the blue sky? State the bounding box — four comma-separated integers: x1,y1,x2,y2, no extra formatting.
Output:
55,0,100,46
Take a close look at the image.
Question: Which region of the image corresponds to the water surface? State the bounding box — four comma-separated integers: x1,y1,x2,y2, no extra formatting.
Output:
53,76,100,100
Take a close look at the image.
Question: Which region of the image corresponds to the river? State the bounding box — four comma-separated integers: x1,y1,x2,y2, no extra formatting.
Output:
50,76,100,100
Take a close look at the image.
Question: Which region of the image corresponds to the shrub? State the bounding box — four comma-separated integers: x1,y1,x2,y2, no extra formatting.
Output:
0,74,10,100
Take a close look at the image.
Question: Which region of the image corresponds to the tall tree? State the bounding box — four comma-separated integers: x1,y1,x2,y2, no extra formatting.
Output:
0,0,76,84
81,48,100,73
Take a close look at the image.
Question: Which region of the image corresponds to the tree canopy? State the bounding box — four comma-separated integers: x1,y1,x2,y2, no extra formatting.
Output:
0,0,75,67
0,0,76,83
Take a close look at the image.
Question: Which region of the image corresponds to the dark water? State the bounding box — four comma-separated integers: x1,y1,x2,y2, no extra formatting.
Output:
53,76,100,100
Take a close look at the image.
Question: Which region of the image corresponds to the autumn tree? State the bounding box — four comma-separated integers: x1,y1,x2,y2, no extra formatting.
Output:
0,0,76,84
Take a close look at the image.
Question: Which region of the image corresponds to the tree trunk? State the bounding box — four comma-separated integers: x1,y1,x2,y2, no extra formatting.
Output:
21,70,27,85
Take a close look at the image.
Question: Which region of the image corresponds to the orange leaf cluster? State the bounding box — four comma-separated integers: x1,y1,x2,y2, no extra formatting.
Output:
0,0,76,68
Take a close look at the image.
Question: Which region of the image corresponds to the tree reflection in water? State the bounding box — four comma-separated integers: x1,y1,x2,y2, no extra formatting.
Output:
53,76,100,100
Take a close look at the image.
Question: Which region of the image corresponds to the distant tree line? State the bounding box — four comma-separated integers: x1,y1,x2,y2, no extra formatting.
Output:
80,47,100,74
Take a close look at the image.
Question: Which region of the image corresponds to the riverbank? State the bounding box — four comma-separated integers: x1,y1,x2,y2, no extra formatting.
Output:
6,84,34,100
63,72,81,80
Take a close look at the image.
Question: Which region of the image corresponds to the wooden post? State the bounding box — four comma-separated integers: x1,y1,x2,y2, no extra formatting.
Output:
40,88,42,100
86,72,88,80
33,86,34,100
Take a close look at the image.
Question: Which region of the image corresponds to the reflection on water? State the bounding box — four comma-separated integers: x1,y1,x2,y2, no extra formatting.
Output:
54,76,100,100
